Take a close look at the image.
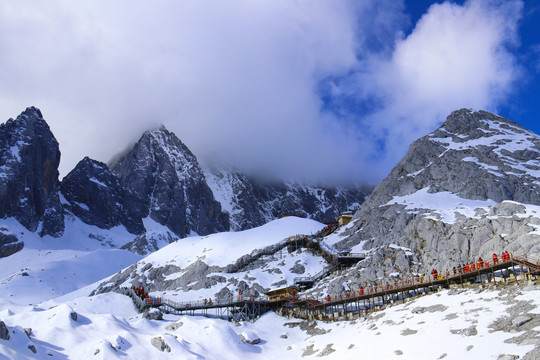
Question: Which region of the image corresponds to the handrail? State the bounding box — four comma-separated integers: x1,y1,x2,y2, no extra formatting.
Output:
120,251,539,319
288,252,539,308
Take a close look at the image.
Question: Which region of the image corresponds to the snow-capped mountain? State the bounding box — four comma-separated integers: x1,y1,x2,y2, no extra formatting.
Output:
109,126,230,238
0,107,64,239
1,108,540,359
321,109,540,291
0,107,370,258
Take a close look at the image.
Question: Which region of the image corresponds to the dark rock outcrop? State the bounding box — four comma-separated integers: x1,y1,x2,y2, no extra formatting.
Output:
0,228,24,257
0,321,9,340
110,127,229,237
0,107,64,237
60,157,145,234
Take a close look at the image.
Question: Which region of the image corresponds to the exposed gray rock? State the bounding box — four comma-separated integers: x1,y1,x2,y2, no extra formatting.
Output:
302,344,318,357
204,167,372,231
165,321,183,331
0,229,23,258
512,315,532,328
120,231,178,255
451,325,478,337
327,109,540,286
290,262,306,274
317,344,335,357
28,345,37,353
239,331,260,344
400,328,417,336
143,309,163,320
498,355,519,360
70,311,77,321
150,336,171,352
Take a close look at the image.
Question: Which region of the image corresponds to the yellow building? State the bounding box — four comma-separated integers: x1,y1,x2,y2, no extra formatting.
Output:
337,211,354,226
264,286,299,302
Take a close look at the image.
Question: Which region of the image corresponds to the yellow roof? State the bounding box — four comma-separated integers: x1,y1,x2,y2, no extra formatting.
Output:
264,286,299,296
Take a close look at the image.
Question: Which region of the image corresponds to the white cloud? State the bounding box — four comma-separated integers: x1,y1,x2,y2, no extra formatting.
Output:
0,0,368,183
0,0,525,184
348,0,524,177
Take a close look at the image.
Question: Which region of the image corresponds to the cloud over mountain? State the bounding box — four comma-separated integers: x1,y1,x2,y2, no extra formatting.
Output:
0,0,525,183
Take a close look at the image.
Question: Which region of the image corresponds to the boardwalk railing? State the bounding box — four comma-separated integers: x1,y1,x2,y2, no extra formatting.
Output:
294,265,336,286
120,252,540,322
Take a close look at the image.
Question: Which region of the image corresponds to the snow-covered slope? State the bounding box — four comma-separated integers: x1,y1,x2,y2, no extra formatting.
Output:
1,284,539,359
92,216,327,302
0,216,146,305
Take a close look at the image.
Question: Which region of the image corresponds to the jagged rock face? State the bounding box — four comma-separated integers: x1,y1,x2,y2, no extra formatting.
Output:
331,109,540,285
360,109,540,211
0,107,64,237
60,157,145,234
110,127,229,237
205,167,371,231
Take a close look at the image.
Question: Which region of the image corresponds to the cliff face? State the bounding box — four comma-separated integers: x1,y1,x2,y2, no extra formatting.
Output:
60,157,145,234
109,127,230,238
0,107,64,238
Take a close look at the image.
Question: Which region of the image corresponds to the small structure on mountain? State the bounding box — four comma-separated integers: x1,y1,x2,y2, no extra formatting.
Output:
265,286,299,302
337,211,354,226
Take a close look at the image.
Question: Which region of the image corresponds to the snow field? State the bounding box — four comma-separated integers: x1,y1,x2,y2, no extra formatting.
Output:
1,285,538,359
141,216,325,269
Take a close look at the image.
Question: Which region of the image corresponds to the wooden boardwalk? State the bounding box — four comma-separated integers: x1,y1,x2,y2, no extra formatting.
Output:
120,253,540,322
284,254,540,321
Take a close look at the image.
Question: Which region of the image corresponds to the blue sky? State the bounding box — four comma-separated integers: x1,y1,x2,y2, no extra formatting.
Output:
406,0,540,135
0,0,538,184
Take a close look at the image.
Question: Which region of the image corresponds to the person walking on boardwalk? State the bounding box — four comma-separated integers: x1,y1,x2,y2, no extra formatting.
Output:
493,253,498,264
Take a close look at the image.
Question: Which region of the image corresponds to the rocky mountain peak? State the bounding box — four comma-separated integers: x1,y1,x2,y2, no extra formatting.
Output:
0,107,64,237
330,109,540,289
360,109,540,212
110,125,229,237
60,156,145,234
431,108,536,147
